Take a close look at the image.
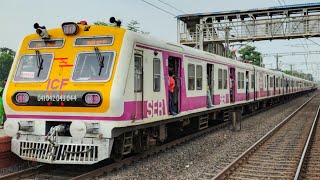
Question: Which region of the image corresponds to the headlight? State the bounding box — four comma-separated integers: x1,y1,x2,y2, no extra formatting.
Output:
61,22,79,35
4,121,34,137
70,121,99,139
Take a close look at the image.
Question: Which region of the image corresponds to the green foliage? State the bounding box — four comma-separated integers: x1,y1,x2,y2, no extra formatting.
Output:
94,21,115,27
0,47,15,86
94,20,149,35
238,46,262,66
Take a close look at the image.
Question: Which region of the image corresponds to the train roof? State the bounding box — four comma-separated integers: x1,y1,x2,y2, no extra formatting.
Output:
127,30,314,83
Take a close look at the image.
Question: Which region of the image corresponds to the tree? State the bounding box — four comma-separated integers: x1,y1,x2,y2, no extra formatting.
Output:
0,47,15,86
94,20,149,35
282,69,314,81
238,46,262,66
126,20,149,35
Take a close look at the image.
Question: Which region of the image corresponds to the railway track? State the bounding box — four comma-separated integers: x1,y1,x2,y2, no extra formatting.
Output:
214,92,320,179
296,102,320,179
0,92,314,180
0,121,230,180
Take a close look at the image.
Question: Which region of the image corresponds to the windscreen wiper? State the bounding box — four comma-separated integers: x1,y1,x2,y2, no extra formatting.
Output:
35,50,44,77
94,47,104,76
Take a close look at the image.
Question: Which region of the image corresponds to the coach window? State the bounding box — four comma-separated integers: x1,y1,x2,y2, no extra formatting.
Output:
265,76,267,89
153,58,161,92
188,64,195,90
251,74,254,89
218,69,223,89
223,69,227,89
134,55,143,92
241,73,244,89
196,65,203,90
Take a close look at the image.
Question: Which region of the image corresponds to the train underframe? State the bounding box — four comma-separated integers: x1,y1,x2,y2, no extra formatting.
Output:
110,90,314,161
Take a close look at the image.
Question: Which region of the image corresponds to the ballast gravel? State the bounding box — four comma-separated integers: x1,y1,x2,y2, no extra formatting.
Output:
0,93,314,179
103,92,316,180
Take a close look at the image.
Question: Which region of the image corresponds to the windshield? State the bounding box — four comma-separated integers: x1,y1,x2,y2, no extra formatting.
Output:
14,54,53,82
72,51,114,82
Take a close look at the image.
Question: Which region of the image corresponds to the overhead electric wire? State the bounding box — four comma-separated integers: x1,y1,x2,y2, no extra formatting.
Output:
307,38,320,47
278,0,309,70
140,0,177,17
156,0,187,14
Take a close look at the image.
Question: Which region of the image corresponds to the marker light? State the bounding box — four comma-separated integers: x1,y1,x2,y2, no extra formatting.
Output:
78,21,88,25
62,22,79,35
84,93,101,105
15,93,30,104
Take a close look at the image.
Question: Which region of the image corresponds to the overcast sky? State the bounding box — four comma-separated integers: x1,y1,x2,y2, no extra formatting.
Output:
1,0,320,80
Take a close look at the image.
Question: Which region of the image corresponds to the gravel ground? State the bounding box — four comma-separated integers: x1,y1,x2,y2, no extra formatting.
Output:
0,93,314,179
102,92,316,180
0,161,35,177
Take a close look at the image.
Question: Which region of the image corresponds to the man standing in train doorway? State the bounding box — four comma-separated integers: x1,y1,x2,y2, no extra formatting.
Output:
169,71,177,116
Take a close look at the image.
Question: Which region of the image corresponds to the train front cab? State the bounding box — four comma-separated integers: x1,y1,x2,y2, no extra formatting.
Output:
3,23,128,164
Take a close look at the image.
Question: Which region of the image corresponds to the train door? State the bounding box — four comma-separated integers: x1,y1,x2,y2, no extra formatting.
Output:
279,78,282,95
273,76,276,95
168,56,181,113
286,78,288,94
267,75,269,96
134,51,144,120
207,64,214,105
245,71,249,101
229,68,235,103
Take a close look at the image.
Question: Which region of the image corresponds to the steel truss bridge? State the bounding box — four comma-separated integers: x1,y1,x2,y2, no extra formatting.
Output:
177,3,320,57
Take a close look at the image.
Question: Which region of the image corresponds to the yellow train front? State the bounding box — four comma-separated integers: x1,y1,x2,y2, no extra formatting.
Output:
3,21,128,164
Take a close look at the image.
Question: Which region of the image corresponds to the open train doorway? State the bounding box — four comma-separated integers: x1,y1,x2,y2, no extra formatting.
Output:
273,76,276,95
168,56,181,114
207,64,214,107
229,68,235,103
267,75,269,96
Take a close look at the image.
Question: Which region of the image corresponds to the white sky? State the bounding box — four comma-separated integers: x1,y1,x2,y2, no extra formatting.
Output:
0,0,320,80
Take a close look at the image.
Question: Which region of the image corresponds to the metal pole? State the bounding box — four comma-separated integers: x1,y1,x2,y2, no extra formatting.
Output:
224,27,231,58
290,65,293,75
276,54,279,70
199,19,204,50
177,18,180,43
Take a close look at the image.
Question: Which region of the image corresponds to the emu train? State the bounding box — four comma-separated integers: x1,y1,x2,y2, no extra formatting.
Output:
3,19,316,164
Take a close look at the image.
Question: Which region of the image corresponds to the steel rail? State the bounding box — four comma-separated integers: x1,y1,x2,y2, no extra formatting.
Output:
294,104,320,180
0,92,313,180
214,92,319,179
0,165,44,180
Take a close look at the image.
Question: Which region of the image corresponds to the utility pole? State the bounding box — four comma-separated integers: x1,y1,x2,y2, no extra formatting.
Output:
290,64,293,75
218,27,232,58
276,54,280,70
224,27,232,58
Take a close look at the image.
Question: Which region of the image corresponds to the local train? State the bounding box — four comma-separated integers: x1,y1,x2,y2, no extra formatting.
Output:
3,19,316,164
